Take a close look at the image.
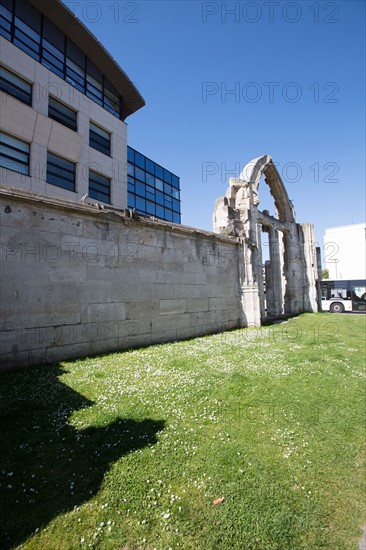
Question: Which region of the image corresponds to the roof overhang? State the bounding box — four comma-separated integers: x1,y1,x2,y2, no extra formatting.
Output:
29,0,145,119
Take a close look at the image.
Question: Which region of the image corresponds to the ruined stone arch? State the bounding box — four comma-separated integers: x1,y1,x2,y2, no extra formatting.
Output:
239,155,295,223
213,155,319,326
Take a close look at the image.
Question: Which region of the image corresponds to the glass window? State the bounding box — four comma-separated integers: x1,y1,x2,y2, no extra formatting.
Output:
89,122,110,156
145,158,155,174
43,16,65,52
146,186,155,201
15,0,41,32
135,196,145,212
135,151,145,169
127,193,135,208
127,163,134,176
145,172,154,186
171,174,179,188
0,130,30,175
65,58,85,93
155,164,163,179
104,80,119,116
89,170,110,203
172,199,180,212
156,191,164,205
66,39,85,68
173,212,181,224
155,178,164,192
127,147,134,163
172,188,180,200
163,169,172,184
164,183,172,195
47,152,75,191
135,167,145,182
135,181,145,197
164,196,172,208
42,39,64,77
48,96,77,131
0,0,12,40
146,200,155,216
0,65,32,105
14,16,40,60
156,205,164,219
86,73,103,105
165,209,173,222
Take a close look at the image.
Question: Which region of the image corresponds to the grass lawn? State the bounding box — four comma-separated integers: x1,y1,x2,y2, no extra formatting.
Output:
0,313,365,549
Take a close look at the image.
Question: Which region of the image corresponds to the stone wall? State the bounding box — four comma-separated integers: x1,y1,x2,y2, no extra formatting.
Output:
0,188,241,370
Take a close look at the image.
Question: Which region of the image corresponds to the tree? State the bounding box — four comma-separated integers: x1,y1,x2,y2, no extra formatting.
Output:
322,268,329,280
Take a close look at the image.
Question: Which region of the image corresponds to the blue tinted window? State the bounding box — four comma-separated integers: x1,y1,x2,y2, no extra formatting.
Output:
49,96,77,131
127,147,134,163
0,2,12,40
135,181,145,197
135,152,145,169
156,205,164,218
163,169,172,184
165,209,173,222
156,191,164,205
47,152,75,191
173,212,180,223
146,158,155,174
89,170,110,203
173,199,180,212
0,65,32,106
155,164,163,179
0,130,30,176
146,201,155,215
146,186,155,201
127,163,134,176
135,167,145,182
172,188,180,199
164,183,172,195
89,122,110,156
136,196,145,211
171,174,179,188
127,193,135,208
145,172,154,186
155,178,164,191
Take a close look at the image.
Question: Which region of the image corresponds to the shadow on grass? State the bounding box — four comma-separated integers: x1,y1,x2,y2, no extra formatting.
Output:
0,363,165,549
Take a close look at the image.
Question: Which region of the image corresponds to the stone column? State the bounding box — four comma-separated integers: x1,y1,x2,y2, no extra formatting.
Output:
267,227,283,317
283,224,303,315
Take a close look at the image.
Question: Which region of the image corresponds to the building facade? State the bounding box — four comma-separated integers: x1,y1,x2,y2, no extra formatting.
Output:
0,0,181,224
323,223,366,280
127,146,181,224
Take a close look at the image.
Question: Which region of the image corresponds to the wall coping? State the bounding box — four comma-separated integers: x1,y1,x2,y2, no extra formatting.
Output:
0,186,239,246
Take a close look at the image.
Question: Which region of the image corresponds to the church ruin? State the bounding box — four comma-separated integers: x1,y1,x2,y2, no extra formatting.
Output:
213,155,319,327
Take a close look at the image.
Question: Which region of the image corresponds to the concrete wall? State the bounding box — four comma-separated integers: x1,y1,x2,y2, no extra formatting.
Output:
0,38,127,208
0,188,241,370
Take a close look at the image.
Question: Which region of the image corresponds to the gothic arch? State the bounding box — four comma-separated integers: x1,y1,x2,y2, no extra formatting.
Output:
239,155,295,223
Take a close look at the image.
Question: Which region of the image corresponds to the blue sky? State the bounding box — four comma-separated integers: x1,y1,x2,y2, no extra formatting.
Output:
68,0,365,253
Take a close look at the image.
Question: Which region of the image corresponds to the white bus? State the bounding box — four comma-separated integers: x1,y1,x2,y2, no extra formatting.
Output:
320,279,366,313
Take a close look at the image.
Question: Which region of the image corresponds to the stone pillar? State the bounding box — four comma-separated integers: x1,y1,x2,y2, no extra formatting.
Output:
267,227,284,317
237,240,261,326
300,223,319,312
283,224,303,315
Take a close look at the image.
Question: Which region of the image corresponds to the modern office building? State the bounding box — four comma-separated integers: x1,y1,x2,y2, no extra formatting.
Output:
0,0,181,223
323,223,366,279
127,146,181,224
